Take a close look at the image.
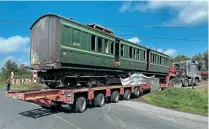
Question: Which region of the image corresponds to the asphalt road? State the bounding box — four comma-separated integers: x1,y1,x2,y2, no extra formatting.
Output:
184,81,208,89
0,87,208,129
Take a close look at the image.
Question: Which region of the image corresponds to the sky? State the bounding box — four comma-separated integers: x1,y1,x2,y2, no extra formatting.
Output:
0,1,208,68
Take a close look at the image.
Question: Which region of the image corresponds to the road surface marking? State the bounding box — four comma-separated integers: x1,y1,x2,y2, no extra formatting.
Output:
0,115,24,128
30,103,82,129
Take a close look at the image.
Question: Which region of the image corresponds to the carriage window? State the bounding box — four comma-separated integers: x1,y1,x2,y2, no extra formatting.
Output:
133,49,136,59
72,29,80,46
137,49,140,59
82,32,88,49
144,51,146,61
153,54,155,63
110,41,114,54
129,47,133,58
155,55,157,64
121,44,124,57
104,39,109,54
160,56,162,64
91,35,96,51
97,37,102,52
151,54,152,63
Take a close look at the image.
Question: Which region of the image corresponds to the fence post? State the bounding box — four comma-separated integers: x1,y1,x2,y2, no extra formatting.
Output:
33,71,37,83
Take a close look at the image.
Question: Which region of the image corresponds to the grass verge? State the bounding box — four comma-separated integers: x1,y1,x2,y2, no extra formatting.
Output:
142,87,208,116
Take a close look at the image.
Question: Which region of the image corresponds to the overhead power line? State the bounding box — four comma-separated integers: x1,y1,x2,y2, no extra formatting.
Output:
105,25,208,28
0,19,207,42
0,20,32,24
116,34,208,42
0,19,207,28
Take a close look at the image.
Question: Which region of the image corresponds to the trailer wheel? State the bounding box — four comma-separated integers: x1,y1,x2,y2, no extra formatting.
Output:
94,93,105,107
134,87,140,98
111,91,119,103
74,96,86,113
183,79,189,87
123,90,131,100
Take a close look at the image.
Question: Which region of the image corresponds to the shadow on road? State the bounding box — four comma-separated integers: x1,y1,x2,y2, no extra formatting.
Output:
18,101,115,119
18,106,72,119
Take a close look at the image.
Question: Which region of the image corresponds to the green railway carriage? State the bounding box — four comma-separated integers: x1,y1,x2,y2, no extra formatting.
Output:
30,14,170,88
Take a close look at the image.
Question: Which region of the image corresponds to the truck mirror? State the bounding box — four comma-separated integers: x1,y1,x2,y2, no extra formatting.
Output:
198,66,201,70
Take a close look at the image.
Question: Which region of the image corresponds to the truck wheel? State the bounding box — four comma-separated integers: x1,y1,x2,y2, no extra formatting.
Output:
183,79,189,87
123,90,131,100
175,80,183,87
94,93,105,107
194,79,199,86
111,91,119,103
134,87,140,98
74,96,86,113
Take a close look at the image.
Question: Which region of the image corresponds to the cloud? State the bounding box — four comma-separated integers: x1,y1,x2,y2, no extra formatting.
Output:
156,48,176,56
156,48,163,53
120,1,133,12
0,36,30,53
127,37,141,44
120,1,208,26
163,49,176,56
0,56,29,69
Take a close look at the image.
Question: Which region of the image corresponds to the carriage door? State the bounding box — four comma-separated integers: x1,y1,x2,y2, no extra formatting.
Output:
115,39,120,62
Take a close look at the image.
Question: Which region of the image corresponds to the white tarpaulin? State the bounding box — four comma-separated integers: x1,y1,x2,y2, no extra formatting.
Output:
120,73,158,86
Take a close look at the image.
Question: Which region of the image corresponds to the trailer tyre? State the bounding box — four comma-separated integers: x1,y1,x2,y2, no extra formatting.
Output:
94,93,105,107
74,96,86,113
134,87,140,98
123,90,131,100
111,91,119,103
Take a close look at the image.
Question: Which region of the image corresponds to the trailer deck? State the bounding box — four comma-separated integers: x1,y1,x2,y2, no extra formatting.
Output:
6,84,153,112
5,83,174,113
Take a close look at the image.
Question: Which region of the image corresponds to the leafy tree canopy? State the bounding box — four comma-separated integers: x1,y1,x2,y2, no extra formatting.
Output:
203,50,208,69
170,55,191,64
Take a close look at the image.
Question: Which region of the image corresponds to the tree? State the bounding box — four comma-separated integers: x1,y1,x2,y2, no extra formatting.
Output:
17,64,32,78
2,60,18,79
203,50,208,70
192,53,203,66
170,55,191,64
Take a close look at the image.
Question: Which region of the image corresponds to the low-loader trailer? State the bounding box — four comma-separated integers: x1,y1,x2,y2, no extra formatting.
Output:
6,84,154,113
